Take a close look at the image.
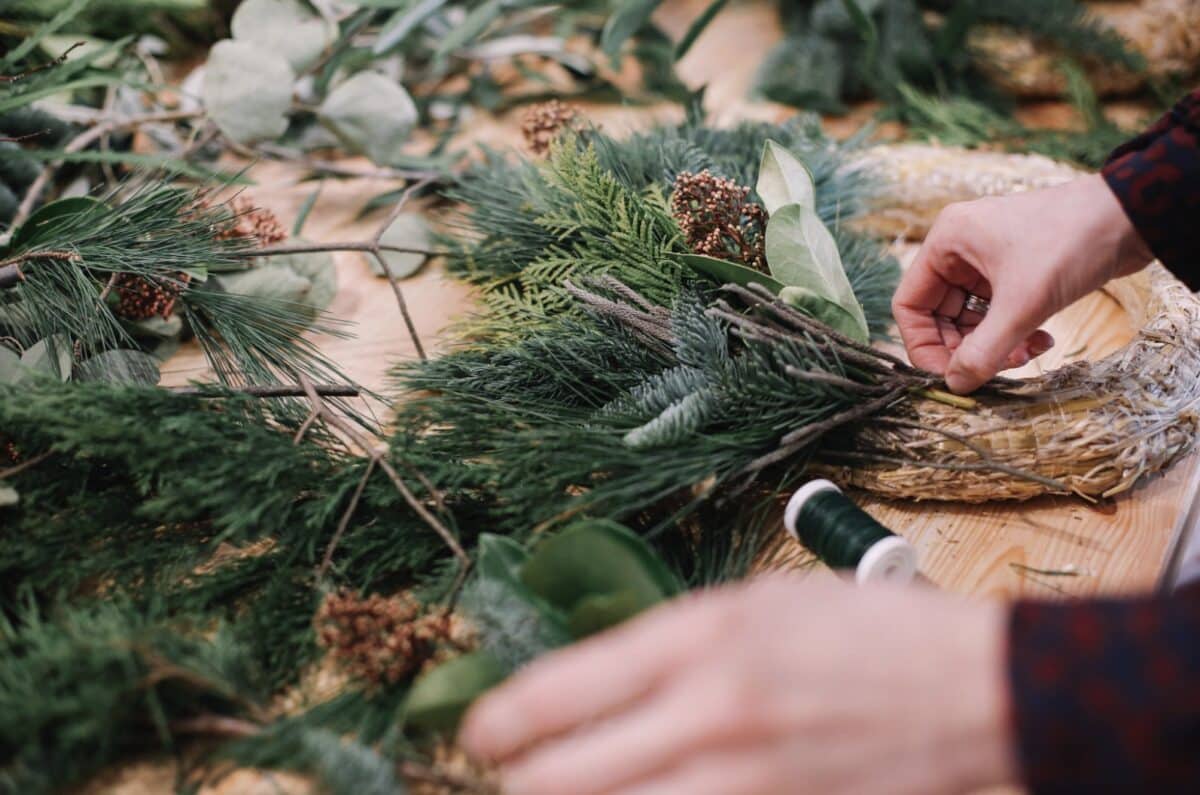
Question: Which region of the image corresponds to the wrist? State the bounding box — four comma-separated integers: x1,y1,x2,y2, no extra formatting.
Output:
1085,173,1154,279
940,600,1019,791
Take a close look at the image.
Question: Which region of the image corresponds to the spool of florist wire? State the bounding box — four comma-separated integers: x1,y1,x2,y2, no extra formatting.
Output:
784,479,917,585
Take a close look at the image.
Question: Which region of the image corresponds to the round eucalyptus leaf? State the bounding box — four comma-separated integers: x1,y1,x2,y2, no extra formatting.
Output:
0,347,20,385
216,263,316,315
317,71,417,167
231,0,337,73
203,40,294,145
262,245,337,312
19,336,72,383
374,213,431,278
76,350,161,386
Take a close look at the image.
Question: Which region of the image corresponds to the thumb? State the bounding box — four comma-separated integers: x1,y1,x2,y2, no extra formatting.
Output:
945,294,1041,394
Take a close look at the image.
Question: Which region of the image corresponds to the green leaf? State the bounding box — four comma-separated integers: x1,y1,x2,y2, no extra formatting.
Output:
566,590,646,637
0,76,122,115
602,0,663,58
76,350,161,385
476,533,530,583
778,286,870,340
231,0,337,73
19,337,72,382
262,246,338,312
0,0,90,70
374,0,449,55
0,347,21,385
520,519,679,637
317,72,417,167
433,0,503,58
765,204,868,342
10,196,107,252
0,484,17,509
756,139,815,216
216,263,317,317
292,181,323,237
675,253,785,294
203,40,294,145
374,214,431,278
673,0,728,60
405,651,507,732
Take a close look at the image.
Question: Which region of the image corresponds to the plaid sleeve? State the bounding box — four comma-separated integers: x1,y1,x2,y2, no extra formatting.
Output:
1008,582,1200,793
1102,90,1200,289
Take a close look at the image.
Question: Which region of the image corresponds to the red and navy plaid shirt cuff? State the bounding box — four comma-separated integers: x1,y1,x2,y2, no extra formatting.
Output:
1008,587,1200,793
1102,91,1200,289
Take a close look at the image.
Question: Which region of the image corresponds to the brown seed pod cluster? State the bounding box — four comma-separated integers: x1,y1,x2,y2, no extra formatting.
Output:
1,436,18,467
112,272,191,320
314,590,463,688
521,100,581,156
670,170,768,272
190,195,287,248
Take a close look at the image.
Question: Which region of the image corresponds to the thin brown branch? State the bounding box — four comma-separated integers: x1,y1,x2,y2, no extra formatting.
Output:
232,241,440,258
0,450,54,480
743,385,910,475
297,377,468,564
318,457,377,579
169,715,262,739
0,42,85,83
0,249,82,289
167,383,360,399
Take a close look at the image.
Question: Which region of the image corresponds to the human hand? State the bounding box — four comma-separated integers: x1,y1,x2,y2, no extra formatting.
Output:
892,174,1153,393
459,576,1015,795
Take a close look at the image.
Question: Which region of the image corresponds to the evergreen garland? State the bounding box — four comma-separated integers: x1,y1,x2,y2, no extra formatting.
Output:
0,116,902,792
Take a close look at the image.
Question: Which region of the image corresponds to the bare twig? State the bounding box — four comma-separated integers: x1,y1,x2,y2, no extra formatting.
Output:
318,457,378,579
167,383,360,399
169,716,262,739
0,250,82,289
0,450,54,480
296,377,468,564
233,241,440,258
0,42,85,83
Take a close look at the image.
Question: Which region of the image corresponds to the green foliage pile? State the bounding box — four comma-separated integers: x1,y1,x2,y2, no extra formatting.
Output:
0,115,903,791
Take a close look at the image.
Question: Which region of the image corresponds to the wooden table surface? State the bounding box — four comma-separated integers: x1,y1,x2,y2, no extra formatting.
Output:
161,0,1200,604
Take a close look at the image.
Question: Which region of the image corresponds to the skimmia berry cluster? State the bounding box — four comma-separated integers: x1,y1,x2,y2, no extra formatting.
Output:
670,170,768,271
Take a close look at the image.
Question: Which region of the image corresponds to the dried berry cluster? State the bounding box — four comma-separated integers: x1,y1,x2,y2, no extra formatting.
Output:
314,590,463,687
521,100,581,156
190,195,287,248
112,272,191,320
1,436,18,467
670,170,768,271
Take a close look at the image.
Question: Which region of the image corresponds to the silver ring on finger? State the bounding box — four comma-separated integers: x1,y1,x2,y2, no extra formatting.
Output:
961,292,990,317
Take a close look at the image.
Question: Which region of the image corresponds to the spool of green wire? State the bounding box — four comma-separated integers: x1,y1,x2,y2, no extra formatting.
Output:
784,479,917,584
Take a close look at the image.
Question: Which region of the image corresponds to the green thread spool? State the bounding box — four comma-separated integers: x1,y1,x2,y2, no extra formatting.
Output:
784,479,917,585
